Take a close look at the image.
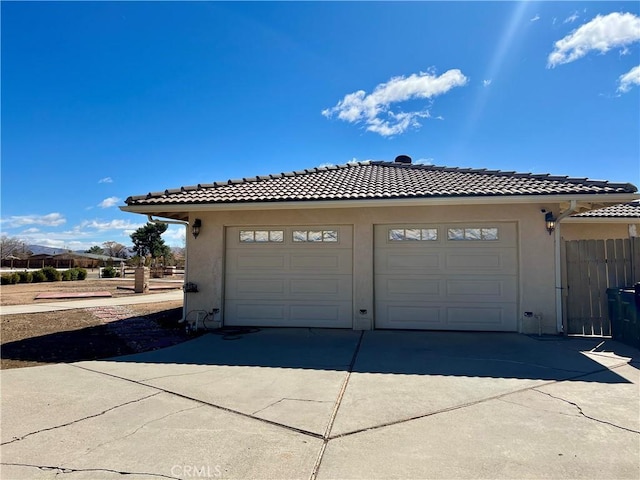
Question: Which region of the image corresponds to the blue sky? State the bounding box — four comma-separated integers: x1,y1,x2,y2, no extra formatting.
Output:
2,1,639,250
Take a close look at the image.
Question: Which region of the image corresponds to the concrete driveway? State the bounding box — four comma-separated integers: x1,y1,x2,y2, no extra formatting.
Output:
1,329,638,479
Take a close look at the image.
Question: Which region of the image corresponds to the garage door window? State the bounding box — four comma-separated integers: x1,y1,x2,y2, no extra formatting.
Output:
239,230,284,243
447,227,499,241
389,228,438,241
293,230,338,242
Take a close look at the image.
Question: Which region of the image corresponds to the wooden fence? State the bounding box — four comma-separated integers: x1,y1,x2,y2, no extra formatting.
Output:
563,237,640,336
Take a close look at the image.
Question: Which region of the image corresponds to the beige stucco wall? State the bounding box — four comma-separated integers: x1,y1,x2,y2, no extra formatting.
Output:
184,202,562,334
561,222,638,241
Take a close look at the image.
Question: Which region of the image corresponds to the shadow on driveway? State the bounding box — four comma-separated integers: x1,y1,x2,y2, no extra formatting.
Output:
94,328,637,384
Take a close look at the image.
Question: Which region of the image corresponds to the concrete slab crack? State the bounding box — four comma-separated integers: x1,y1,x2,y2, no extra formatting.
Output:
140,369,220,382
79,405,205,458
1,392,161,446
71,364,324,440
1,462,181,479
533,389,640,434
251,398,332,416
309,330,364,480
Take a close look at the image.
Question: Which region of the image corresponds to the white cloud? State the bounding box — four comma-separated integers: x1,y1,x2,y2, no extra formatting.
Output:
98,196,121,208
322,69,468,137
21,228,40,234
564,11,579,24
483,79,492,87
98,177,113,183
530,14,540,22
618,65,640,93
78,219,144,232
162,225,187,246
548,12,640,67
414,158,434,165
1,213,66,228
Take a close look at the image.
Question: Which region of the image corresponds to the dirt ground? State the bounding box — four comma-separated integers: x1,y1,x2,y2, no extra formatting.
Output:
0,275,182,306
1,276,188,369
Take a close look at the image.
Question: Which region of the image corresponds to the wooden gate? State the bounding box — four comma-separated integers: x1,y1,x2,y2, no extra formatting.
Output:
563,237,640,336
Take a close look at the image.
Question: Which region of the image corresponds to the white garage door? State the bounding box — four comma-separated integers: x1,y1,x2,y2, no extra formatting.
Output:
225,226,353,327
375,223,518,331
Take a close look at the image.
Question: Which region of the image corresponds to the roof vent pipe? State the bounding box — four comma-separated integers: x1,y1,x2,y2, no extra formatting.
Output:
394,155,412,164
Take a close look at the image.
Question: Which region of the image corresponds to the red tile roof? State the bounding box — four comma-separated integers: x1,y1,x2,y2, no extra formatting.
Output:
125,161,637,206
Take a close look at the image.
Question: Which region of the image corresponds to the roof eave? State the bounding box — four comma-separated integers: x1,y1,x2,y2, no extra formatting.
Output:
120,192,640,216
563,216,640,223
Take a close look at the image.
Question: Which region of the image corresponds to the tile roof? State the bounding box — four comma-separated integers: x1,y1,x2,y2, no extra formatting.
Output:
571,201,640,218
125,161,637,207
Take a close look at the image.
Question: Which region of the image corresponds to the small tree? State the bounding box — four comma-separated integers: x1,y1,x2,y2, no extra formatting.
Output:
171,246,185,268
1,235,32,260
130,223,171,260
86,245,105,255
102,241,128,258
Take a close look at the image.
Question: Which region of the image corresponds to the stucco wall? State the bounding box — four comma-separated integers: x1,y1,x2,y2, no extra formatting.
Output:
184,203,560,334
561,222,637,241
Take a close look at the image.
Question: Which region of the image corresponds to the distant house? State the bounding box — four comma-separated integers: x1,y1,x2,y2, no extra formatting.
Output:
121,157,638,334
4,252,126,269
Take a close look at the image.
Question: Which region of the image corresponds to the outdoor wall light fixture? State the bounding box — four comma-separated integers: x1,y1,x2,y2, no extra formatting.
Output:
545,211,556,235
192,219,202,238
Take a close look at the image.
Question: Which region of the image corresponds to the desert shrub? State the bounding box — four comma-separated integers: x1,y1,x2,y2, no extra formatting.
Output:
41,266,61,282
32,270,46,283
31,270,46,283
1,274,16,285
101,266,117,278
17,271,33,283
61,268,85,281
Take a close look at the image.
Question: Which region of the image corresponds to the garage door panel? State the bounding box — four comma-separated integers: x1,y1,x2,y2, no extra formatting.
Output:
289,304,347,323
378,303,517,331
234,278,286,295
290,278,343,295
228,276,351,299
383,253,442,271
233,304,286,322
226,301,351,327
383,305,443,327
377,277,442,297
447,304,517,328
445,277,517,301
234,254,286,270
445,249,517,272
290,251,351,271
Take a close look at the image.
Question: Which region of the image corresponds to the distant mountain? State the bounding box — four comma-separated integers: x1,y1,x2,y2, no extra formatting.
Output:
28,245,71,256
28,245,134,258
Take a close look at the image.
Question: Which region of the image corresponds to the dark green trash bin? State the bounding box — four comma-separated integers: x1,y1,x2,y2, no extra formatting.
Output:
607,284,640,349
